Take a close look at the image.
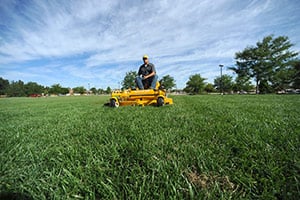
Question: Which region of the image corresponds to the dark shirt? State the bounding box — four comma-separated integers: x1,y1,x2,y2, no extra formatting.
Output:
138,63,156,76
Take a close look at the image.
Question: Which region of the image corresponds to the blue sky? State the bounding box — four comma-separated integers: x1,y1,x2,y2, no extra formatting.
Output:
1,0,299,89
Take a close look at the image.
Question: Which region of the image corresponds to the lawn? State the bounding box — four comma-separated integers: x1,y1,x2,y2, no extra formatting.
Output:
0,95,299,199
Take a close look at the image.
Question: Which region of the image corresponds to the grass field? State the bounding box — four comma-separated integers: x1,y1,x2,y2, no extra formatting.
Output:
0,95,299,199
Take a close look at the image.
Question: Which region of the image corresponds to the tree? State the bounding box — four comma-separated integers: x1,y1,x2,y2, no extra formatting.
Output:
228,65,252,92
184,74,206,94
106,86,112,94
73,86,86,94
292,60,300,89
232,75,254,93
49,84,69,95
122,71,137,89
234,35,298,93
44,86,50,95
159,75,176,90
90,87,97,95
214,75,234,93
204,83,216,93
7,80,26,97
0,77,9,95
98,88,105,94
24,82,44,95
271,66,294,91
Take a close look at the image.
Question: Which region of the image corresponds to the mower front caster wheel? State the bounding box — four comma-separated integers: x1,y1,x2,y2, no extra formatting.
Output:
157,97,164,107
110,99,119,107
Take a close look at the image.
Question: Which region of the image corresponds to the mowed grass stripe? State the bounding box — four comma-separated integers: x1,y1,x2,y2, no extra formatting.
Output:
0,95,299,199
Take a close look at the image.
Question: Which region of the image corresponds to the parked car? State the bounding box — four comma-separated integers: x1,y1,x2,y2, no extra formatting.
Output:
29,94,41,97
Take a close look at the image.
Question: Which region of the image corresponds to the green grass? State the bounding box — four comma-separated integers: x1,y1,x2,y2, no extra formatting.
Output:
0,95,299,199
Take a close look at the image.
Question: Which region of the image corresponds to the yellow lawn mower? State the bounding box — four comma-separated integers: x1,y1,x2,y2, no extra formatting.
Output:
107,82,173,107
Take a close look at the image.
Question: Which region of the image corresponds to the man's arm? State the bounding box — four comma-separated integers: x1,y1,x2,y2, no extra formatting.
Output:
144,71,155,79
144,63,156,79
137,66,142,76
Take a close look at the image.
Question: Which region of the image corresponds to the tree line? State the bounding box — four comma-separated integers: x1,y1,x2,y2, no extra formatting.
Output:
0,79,113,97
123,35,299,94
189,35,299,94
1,35,299,97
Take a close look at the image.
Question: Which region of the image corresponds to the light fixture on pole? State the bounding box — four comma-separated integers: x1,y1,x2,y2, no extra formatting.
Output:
219,65,224,95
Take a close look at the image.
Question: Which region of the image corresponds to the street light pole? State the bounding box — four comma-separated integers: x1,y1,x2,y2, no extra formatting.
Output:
219,65,224,95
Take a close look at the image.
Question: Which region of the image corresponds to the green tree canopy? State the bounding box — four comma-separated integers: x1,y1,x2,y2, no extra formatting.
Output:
231,75,254,93
7,80,26,97
49,84,69,95
204,83,216,93
73,86,86,94
159,75,176,90
214,75,234,93
122,71,137,89
90,87,97,95
0,77,9,95
292,60,300,89
106,86,112,94
97,88,105,94
24,82,44,95
233,35,298,93
184,74,206,94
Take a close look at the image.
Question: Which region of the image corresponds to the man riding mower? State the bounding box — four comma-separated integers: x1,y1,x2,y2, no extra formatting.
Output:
108,55,173,107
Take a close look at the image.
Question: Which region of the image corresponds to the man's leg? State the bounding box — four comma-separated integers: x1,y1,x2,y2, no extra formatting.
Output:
150,75,158,89
136,76,144,89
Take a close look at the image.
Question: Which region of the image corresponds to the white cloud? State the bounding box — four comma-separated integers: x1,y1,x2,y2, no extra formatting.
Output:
0,0,299,89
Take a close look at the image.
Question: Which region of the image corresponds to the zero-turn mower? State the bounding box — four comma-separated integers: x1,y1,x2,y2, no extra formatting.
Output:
108,82,173,107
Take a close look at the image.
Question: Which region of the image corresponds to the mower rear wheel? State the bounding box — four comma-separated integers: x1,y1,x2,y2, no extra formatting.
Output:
157,97,164,107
